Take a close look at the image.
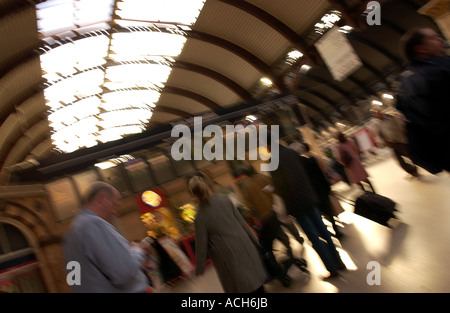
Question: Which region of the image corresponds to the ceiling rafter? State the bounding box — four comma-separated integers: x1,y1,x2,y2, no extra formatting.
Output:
186,29,282,88
173,60,253,101
294,95,334,124
162,85,222,111
344,32,403,66
218,0,320,65
152,105,192,118
297,72,358,107
359,59,392,89
298,89,348,119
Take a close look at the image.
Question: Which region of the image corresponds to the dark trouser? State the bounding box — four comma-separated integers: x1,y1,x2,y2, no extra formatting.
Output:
292,206,342,273
387,142,418,176
259,212,286,278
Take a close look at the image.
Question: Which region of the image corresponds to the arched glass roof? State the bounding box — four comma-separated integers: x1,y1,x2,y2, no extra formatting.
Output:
37,0,206,153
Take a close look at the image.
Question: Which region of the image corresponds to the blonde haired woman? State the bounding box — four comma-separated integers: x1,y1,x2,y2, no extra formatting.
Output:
190,176,268,293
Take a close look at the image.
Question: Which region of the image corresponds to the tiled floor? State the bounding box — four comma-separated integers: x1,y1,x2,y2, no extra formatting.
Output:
160,150,450,293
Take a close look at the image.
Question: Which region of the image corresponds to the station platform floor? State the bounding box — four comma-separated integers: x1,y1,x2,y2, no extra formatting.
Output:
159,149,450,293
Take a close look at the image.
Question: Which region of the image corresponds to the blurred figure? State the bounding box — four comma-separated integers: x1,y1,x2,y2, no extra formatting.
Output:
268,142,345,279
63,182,149,293
240,164,303,287
291,142,343,238
370,106,420,179
335,132,376,192
189,176,268,293
396,27,450,174
324,148,352,186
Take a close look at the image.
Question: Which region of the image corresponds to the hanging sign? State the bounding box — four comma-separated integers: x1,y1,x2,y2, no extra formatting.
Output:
315,27,362,81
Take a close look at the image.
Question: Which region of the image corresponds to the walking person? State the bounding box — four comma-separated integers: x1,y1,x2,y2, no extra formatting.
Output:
370,106,420,179
240,164,304,287
63,182,150,293
267,141,346,279
291,142,344,238
396,27,450,174
190,176,268,293
335,132,376,192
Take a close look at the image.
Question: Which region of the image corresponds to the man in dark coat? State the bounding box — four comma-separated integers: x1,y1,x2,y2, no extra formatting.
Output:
268,143,345,279
292,143,343,238
396,27,450,174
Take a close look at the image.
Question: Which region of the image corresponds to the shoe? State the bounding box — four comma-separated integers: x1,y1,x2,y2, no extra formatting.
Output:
322,271,339,280
336,262,347,271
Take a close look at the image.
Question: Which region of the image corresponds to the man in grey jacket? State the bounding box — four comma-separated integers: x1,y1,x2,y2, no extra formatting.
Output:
63,182,149,292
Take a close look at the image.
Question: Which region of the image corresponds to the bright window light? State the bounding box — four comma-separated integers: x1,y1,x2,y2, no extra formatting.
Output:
95,160,117,170
260,77,273,87
36,0,115,37
372,100,383,106
111,32,186,62
288,50,303,60
49,97,101,130
300,64,312,74
116,0,205,25
98,125,146,143
286,50,303,65
339,25,353,34
314,10,342,35
98,109,153,129
101,90,160,111
103,64,172,91
382,93,394,99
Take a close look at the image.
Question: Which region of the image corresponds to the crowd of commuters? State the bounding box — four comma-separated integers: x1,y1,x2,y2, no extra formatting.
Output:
62,26,448,293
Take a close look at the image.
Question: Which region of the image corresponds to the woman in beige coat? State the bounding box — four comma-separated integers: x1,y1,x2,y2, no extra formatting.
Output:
190,176,268,293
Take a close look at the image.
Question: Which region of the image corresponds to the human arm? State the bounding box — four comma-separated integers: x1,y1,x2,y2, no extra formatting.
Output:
228,196,259,247
83,220,146,288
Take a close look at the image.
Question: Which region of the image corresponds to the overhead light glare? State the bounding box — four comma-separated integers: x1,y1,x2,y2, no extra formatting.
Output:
260,77,273,87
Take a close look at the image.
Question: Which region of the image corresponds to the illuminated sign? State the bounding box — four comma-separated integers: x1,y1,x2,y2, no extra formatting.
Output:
142,190,162,207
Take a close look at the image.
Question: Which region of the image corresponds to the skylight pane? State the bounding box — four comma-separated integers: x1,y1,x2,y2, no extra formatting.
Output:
110,32,186,62
98,125,146,143
102,90,160,111
45,69,104,103
48,97,101,129
74,0,114,26
41,36,109,81
104,64,172,90
37,0,115,37
51,116,100,152
116,0,205,25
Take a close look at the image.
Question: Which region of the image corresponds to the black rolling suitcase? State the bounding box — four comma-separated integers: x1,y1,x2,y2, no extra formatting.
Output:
354,191,397,227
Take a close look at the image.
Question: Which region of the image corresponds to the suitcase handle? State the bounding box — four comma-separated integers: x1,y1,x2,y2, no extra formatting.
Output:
330,191,355,206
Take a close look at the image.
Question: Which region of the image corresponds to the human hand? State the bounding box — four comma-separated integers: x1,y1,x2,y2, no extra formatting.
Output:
131,241,151,253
